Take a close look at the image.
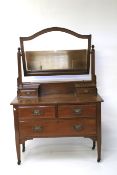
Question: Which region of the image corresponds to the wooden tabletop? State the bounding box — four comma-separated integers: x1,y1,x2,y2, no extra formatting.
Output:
11,93,103,106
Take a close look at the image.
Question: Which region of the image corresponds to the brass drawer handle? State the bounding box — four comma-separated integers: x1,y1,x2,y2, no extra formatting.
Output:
33,126,43,132
72,124,82,131
74,108,82,115
26,91,31,95
32,109,43,116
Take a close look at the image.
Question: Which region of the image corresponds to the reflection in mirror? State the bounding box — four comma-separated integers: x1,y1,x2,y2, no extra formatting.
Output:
25,50,88,73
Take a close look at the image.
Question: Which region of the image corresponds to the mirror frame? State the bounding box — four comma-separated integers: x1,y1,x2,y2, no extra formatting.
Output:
20,27,91,76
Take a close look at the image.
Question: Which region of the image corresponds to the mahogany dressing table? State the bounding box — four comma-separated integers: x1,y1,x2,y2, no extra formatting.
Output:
11,27,103,164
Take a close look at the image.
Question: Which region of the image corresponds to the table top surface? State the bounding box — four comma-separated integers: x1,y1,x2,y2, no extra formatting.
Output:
11,93,103,106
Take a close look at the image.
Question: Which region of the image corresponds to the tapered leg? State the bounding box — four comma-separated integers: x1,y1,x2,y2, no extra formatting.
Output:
92,140,96,150
16,140,21,165
96,103,101,162
13,107,21,165
22,142,25,152
97,137,101,162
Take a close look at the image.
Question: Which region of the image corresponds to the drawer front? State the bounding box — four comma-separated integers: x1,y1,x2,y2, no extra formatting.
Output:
76,88,97,95
58,104,96,118
18,106,55,119
19,118,96,139
18,89,38,97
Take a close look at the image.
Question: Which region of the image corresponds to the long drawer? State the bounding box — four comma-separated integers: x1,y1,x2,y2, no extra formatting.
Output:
58,104,96,118
18,106,55,119
19,118,96,139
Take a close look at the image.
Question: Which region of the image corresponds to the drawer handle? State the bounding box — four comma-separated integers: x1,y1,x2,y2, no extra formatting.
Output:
26,91,31,95
72,124,82,131
32,109,42,116
33,126,43,132
84,89,89,93
74,108,82,115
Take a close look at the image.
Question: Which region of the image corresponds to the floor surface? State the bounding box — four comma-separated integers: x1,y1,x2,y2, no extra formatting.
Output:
1,137,116,175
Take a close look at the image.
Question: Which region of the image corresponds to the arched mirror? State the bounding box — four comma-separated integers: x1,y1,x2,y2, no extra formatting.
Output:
20,27,91,79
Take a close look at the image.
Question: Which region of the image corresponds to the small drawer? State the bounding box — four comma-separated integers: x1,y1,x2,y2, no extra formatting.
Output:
18,106,55,119
19,118,96,139
76,88,97,95
58,104,96,118
18,89,38,97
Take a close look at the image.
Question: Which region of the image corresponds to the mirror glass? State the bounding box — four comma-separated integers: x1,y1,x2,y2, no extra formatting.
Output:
25,50,88,72
22,31,90,76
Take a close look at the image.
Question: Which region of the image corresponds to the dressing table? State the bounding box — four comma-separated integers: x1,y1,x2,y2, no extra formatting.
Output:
11,27,103,164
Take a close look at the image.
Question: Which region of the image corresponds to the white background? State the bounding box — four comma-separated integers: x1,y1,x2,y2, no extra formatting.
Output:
0,0,117,174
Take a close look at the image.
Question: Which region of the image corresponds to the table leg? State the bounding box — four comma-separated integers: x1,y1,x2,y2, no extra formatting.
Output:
22,142,25,152
96,103,101,162
92,140,96,150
